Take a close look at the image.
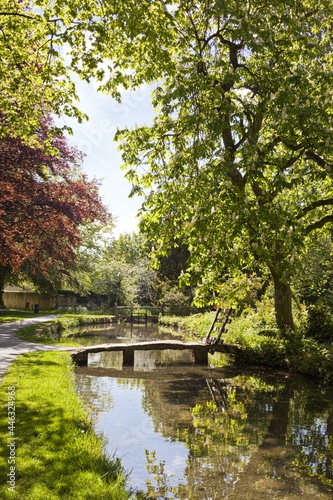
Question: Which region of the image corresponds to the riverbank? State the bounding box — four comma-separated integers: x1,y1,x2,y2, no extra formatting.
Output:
0,313,143,499
13,314,115,346
0,316,78,383
160,311,333,382
0,350,137,499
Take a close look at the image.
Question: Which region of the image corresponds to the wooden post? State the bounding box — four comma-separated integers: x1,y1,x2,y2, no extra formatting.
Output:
123,347,135,366
72,350,88,367
115,302,119,323
131,307,133,323
193,347,209,365
145,307,148,326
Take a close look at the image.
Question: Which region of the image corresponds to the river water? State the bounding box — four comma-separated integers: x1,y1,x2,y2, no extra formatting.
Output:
72,323,333,499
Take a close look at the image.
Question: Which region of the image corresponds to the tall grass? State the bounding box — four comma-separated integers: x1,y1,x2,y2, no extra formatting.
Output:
160,301,333,381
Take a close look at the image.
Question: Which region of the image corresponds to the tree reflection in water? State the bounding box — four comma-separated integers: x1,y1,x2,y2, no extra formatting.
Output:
75,366,333,499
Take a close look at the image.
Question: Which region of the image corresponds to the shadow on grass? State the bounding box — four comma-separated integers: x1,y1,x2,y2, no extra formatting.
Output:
0,352,131,499
15,324,79,347
0,310,58,324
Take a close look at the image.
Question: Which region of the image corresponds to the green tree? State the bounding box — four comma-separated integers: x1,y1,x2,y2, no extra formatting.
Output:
134,257,157,305
59,221,115,295
107,232,146,265
112,1,333,330
100,233,157,305
15,1,333,330
0,1,86,141
156,239,190,284
293,230,333,304
91,258,137,306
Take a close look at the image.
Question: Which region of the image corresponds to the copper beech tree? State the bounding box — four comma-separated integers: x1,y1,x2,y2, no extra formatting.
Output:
0,115,111,304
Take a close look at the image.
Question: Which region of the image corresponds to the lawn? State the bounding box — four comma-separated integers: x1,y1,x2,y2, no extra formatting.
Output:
0,351,139,499
0,309,59,324
0,309,115,347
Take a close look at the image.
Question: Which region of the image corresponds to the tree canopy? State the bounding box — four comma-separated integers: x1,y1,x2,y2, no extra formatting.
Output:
0,0,86,141
0,115,111,300
106,232,147,265
85,232,156,306
113,0,333,329
4,0,333,328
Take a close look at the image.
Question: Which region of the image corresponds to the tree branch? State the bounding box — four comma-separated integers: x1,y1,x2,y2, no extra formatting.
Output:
306,215,333,234
300,198,333,218
221,114,235,151
0,12,34,19
306,150,332,169
251,181,265,201
203,31,243,51
280,138,305,152
0,265,10,283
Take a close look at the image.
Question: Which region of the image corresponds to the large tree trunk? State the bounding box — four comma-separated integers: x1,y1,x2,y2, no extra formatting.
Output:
271,272,294,331
0,265,10,307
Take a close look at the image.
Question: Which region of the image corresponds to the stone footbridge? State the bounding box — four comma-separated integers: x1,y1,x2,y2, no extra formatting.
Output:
71,340,243,367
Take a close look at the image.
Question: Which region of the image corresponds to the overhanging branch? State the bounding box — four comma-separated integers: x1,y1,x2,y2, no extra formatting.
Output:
299,198,333,218
0,12,34,19
306,214,333,233
306,150,332,169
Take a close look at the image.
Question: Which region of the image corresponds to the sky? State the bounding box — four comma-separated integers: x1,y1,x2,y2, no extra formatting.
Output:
56,77,157,237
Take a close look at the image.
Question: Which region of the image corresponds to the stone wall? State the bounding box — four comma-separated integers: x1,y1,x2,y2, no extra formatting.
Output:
3,292,78,311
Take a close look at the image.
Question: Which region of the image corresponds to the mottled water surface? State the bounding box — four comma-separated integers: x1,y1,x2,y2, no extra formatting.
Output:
74,323,333,499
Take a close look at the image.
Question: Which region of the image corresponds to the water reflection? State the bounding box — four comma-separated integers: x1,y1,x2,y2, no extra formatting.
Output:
75,362,333,499
66,322,181,346
88,349,196,371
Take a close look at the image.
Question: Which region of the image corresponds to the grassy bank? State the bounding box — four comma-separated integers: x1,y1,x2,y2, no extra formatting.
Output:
160,310,333,382
0,351,137,499
0,310,115,346
0,310,59,325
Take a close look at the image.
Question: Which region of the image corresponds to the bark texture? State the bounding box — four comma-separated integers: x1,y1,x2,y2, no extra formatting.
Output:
271,272,294,331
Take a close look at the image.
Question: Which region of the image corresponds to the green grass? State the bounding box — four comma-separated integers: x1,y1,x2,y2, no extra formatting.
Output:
0,351,136,499
0,309,59,324
0,309,116,325
159,312,214,340
0,310,115,346
13,322,80,347
160,310,333,381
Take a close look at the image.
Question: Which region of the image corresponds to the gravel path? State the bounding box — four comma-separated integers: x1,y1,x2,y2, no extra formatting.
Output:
0,316,76,383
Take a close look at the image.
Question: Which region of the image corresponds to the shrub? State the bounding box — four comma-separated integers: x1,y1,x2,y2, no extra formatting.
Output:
161,287,192,316
301,300,333,343
236,339,288,368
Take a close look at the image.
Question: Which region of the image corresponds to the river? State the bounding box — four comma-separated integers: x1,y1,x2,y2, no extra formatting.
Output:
71,322,333,499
